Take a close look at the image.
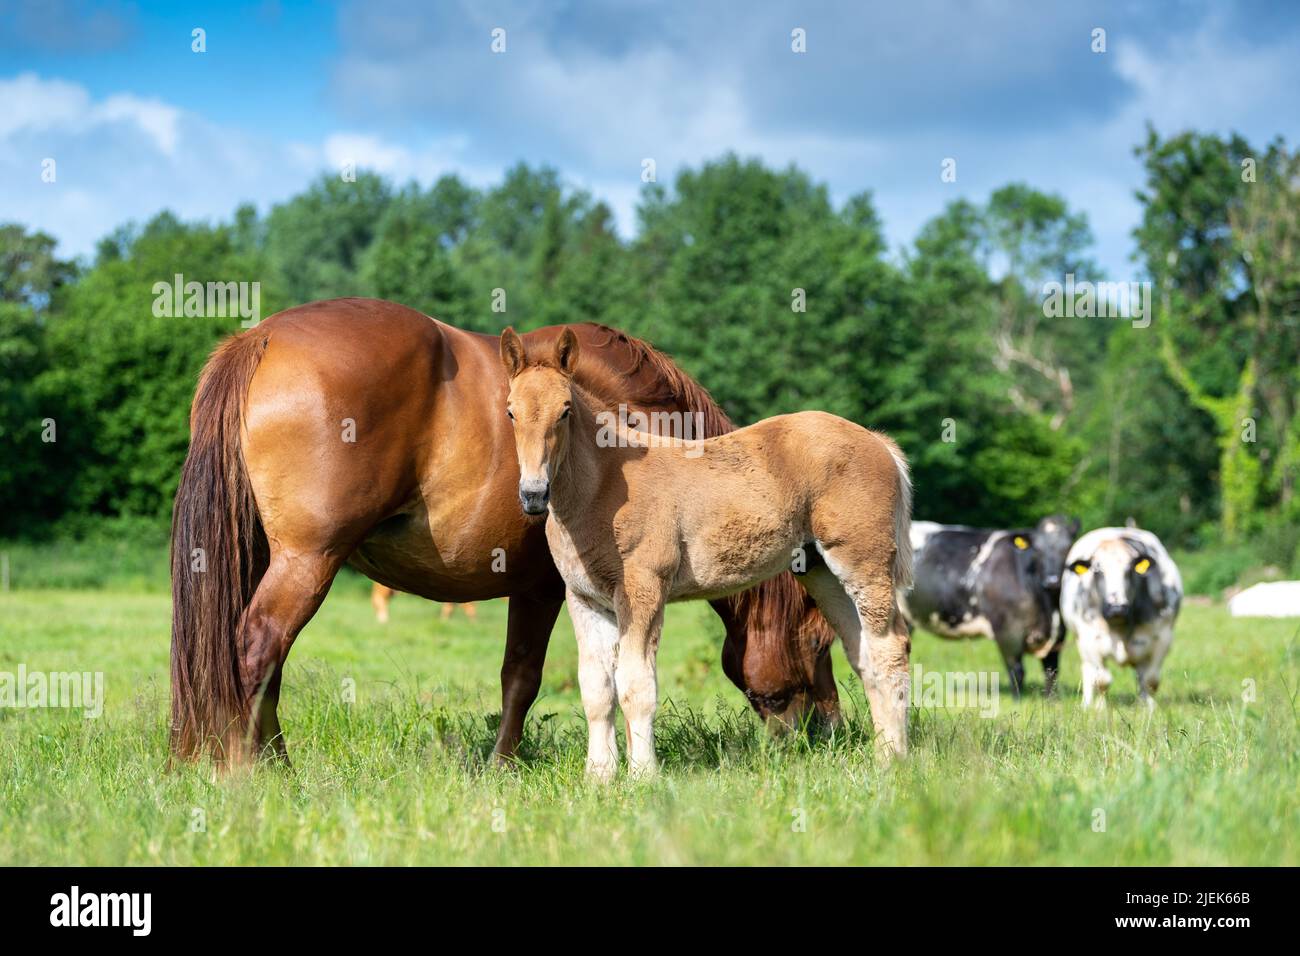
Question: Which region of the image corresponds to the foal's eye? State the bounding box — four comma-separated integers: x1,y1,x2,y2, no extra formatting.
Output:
506,408,514,421
559,406,570,420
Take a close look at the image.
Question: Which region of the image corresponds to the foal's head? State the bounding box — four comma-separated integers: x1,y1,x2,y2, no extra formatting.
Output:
500,326,580,515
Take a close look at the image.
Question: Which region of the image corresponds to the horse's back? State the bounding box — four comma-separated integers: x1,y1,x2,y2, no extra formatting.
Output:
721,411,901,492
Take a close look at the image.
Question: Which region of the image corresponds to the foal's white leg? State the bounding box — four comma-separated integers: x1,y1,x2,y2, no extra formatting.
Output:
614,574,666,778
567,590,620,781
801,558,909,758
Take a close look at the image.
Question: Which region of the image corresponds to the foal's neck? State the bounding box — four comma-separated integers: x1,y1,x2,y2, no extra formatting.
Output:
549,381,610,523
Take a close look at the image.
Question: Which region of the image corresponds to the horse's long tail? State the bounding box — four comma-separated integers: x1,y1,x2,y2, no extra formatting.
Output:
170,330,269,761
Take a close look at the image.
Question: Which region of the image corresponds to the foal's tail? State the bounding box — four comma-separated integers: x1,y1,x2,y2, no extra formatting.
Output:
881,435,914,598
169,330,269,761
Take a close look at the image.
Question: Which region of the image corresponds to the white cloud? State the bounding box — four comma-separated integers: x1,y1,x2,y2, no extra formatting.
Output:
0,73,480,259
4,0,1299,278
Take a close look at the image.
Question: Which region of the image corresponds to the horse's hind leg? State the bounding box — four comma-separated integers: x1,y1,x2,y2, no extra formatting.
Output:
239,549,343,762
800,551,909,758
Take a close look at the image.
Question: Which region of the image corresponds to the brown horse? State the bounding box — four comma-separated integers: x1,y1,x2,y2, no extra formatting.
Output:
170,298,838,764
500,328,913,777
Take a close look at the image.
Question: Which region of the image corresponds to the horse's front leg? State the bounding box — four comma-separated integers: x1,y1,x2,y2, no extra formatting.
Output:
494,587,564,763
566,590,620,781
614,571,666,778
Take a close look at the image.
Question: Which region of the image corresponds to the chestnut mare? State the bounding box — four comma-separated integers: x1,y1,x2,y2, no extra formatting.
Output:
170,298,837,763
500,328,914,777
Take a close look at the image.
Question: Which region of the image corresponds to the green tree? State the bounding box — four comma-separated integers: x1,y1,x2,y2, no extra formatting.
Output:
1135,130,1299,537
265,172,392,303
35,212,287,520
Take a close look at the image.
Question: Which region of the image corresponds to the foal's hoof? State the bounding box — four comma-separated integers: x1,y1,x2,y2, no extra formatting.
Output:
585,760,618,784
873,737,908,762
627,762,659,781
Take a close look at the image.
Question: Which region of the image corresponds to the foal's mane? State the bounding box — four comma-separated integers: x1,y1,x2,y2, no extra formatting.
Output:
567,325,733,439
527,323,833,705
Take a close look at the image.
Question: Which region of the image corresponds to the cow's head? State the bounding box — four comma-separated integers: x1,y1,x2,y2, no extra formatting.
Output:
1032,514,1080,596
1067,533,1170,628
1003,530,1058,655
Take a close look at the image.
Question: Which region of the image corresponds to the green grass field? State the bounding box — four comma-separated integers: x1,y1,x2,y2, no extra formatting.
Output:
1,580,1297,865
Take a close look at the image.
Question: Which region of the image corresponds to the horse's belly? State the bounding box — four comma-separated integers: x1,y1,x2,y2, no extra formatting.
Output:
350,500,553,602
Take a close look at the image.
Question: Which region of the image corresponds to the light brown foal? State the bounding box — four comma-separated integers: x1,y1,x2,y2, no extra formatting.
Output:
500,328,913,779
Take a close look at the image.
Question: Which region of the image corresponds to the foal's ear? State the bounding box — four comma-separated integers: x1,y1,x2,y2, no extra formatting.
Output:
554,327,580,377
500,327,526,379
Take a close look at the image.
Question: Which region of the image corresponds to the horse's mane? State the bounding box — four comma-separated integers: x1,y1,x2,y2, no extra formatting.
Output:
524,322,834,706
568,324,735,439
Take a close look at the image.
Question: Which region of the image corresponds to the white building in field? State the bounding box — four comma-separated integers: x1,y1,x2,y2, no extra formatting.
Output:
1228,582,1300,618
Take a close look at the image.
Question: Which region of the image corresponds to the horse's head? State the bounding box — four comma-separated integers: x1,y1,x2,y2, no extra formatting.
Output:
500,326,580,515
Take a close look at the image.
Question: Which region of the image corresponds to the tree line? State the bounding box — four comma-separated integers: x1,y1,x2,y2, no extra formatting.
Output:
1,130,1297,573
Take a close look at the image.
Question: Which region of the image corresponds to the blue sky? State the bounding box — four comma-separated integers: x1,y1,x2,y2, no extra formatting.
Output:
3,0,1298,278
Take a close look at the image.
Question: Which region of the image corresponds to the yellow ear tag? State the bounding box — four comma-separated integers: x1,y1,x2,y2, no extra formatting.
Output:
1013,536,1029,550
1072,562,1089,576
1134,558,1151,575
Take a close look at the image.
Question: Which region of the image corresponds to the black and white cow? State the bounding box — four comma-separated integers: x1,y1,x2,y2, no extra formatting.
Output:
903,515,1079,697
1060,527,1182,708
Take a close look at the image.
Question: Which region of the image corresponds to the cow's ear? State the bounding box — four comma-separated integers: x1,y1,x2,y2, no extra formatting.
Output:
1138,562,1168,611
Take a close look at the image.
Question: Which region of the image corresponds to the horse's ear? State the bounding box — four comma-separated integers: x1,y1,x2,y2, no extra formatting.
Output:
554,327,580,377
500,327,526,378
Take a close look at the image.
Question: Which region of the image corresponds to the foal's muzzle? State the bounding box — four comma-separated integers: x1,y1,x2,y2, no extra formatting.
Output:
519,479,550,515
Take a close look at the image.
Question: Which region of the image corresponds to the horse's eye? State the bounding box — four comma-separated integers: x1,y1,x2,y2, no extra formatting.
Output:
559,406,570,420
506,408,514,421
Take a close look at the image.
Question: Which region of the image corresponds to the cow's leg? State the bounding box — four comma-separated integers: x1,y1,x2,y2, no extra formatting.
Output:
801,553,909,759
1135,663,1160,709
1081,659,1112,709
239,550,344,762
1040,646,1062,698
567,590,620,781
614,572,666,778
1137,626,1174,709
494,588,564,763
1005,655,1026,700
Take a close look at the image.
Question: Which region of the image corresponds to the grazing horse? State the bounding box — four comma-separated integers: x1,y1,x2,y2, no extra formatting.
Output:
369,583,477,624
499,327,913,778
170,298,837,764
